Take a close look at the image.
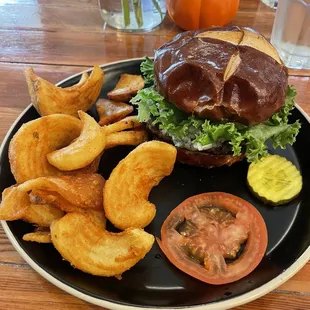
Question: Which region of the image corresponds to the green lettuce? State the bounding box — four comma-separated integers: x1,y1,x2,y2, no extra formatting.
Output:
140,56,155,86
132,59,301,163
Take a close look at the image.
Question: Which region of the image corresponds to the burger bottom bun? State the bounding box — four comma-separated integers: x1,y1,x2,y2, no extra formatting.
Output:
176,147,245,168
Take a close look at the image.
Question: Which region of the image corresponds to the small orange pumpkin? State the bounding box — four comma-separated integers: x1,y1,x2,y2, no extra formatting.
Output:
166,0,240,31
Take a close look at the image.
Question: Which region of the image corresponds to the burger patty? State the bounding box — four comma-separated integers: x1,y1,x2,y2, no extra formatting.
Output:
146,123,233,155
146,123,244,168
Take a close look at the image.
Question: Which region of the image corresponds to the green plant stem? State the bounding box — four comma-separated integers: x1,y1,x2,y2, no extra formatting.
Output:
152,0,163,21
122,0,130,27
133,0,143,28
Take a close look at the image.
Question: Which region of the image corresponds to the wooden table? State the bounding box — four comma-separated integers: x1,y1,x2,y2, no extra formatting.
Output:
0,0,309,309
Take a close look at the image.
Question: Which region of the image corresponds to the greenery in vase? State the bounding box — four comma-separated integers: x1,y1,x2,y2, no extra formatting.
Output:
121,0,163,28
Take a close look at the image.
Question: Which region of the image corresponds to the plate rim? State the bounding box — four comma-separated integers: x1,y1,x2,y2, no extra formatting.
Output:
1,57,310,310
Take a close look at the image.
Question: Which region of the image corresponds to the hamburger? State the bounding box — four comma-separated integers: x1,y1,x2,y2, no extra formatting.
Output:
131,26,300,168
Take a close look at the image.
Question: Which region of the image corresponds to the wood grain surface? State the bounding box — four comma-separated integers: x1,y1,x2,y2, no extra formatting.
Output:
0,1,310,309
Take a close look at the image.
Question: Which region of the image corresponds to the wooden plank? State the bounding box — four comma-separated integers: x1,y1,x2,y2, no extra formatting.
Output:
0,2,180,35
0,30,173,66
0,263,310,309
0,227,26,264
0,264,102,309
289,76,310,115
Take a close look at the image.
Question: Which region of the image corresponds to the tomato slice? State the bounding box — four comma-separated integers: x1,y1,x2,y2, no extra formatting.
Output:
158,192,268,285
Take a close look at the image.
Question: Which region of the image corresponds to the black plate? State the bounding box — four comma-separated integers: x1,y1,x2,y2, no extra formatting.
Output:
1,59,310,309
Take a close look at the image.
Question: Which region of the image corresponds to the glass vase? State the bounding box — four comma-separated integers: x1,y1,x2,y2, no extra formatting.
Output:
98,0,167,32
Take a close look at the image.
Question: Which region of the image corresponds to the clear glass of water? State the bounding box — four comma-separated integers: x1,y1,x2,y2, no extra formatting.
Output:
271,0,310,69
98,0,167,32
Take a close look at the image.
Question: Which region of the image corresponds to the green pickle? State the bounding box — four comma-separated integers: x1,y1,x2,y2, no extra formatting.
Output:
247,154,302,206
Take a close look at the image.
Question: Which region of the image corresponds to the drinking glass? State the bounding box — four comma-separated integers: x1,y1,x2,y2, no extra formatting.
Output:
98,0,167,32
271,0,310,69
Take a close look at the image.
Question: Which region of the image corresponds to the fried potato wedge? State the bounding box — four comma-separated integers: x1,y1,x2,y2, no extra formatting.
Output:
106,129,148,149
107,74,144,102
19,174,105,211
23,231,52,243
96,98,133,126
0,186,30,221
25,65,104,117
104,141,177,229
84,209,107,230
23,204,65,227
51,212,154,277
104,116,142,135
47,111,106,171
71,152,102,175
9,115,80,183
29,190,81,213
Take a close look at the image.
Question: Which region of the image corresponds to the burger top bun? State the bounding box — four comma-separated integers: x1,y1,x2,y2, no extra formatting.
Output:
154,26,288,126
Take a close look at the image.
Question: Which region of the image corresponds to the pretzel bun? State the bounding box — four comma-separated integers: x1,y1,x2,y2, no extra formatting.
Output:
154,26,288,126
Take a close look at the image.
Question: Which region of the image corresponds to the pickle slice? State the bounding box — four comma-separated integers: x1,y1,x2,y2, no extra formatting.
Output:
247,155,302,206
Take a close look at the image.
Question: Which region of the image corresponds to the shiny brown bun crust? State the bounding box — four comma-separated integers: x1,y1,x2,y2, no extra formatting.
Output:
154,26,288,126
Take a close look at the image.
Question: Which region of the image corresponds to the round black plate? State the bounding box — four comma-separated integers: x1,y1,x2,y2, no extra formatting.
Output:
1,59,310,309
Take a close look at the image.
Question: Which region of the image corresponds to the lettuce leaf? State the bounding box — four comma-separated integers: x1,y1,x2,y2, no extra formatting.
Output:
133,59,301,163
140,56,155,86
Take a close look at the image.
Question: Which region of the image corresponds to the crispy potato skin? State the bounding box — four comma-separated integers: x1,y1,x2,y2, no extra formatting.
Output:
9,114,81,183
0,186,30,221
8,114,102,183
23,204,64,227
19,174,105,212
25,65,104,117
47,111,106,171
23,231,52,243
96,98,133,126
104,141,177,229
105,129,148,149
51,213,154,277
107,74,144,102
104,116,142,135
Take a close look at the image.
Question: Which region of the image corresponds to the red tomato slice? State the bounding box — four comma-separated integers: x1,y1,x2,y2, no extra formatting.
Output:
158,192,268,285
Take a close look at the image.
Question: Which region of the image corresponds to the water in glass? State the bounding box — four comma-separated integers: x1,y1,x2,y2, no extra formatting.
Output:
99,0,166,32
271,0,310,69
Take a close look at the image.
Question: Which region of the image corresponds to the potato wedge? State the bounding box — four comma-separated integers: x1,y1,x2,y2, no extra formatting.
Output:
51,212,154,277
23,231,52,243
47,111,106,171
70,152,102,175
106,129,148,149
84,209,107,230
19,174,105,211
23,204,65,227
8,114,99,183
29,190,82,213
96,98,133,126
104,141,177,229
104,115,143,135
70,72,89,89
0,186,29,221
107,74,144,102
25,65,104,117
